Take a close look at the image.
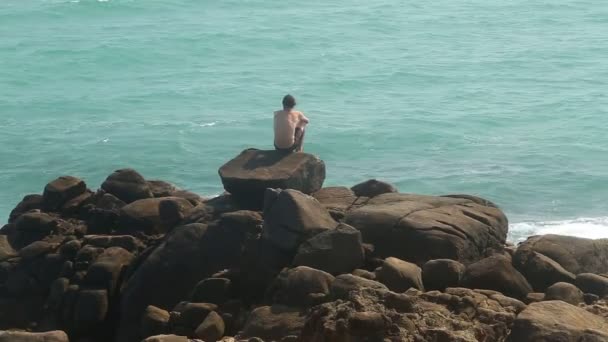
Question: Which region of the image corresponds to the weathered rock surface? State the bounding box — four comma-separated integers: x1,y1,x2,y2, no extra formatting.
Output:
219,149,326,205
575,273,608,298
269,266,334,307
544,282,584,305
0,235,16,261
461,255,532,300
0,330,69,342
312,187,360,220
345,193,508,264
302,287,525,342
119,197,194,234
518,234,608,274
43,176,87,211
508,300,608,341
330,274,388,300
9,194,43,223
238,305,306,340
512,245,575,291
293,223,364,275
262,189,336,253
422,258,465,291
141,305,170,338
375,257,424,292
351,179,397,198
101,168,154,204
194,310,225,341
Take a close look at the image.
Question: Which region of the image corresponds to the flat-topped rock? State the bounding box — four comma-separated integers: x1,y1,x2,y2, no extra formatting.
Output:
219,149,325,206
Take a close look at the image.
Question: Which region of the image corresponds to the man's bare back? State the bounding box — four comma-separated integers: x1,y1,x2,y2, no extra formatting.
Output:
274,95,309,152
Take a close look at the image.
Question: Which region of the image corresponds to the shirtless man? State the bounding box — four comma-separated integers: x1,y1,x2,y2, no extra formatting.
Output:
274,94,309,153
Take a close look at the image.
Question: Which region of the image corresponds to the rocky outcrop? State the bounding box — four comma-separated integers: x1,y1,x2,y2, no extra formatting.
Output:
508,301,608,341
219,149,325,205
2,155,608,342
518,234,608,274
302,287,525,342
345,193,508,265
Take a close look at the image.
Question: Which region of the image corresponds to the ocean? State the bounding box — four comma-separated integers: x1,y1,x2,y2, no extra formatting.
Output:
1,0,607,242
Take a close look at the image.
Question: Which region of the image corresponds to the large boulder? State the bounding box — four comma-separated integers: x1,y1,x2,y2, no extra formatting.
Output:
194,310,225,341
518,234,608,274
508,301,608,341
116,221,250,342
293,223,364,275
0,331,69,342
262,189,337,253
422,259,465,291
238,305,306,340
512,246,575,291
351,179,397,198
101,168,154,203
141,305,170,338
269,266,335,307
119,197,194,234
375,257,424,292
42,176,87,211
461,255,532,300
219,149,325,206
575,273,608,298
345,193,508,265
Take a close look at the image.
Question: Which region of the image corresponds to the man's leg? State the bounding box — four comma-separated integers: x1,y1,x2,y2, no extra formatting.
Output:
293,127,305,152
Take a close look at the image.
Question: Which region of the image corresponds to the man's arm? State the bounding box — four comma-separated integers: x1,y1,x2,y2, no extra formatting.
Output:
299,112,310,125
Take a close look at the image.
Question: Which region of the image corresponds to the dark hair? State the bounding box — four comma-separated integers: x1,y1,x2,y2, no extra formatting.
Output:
282,94,296,109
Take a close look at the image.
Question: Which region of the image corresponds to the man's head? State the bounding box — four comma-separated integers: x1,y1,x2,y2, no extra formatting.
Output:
282,94,296,110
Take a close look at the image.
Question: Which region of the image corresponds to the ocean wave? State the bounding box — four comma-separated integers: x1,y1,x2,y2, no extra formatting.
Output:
510,217,608,242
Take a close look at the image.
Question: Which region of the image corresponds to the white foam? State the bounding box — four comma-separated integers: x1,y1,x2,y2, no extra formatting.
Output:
199,122,217,127
510,217,608,242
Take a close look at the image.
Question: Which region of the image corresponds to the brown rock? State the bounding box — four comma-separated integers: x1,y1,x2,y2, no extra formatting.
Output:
43,176,87,210
575,273,608,298
345,193,508,265
9,194,43,223
191,278,232,305
351,179,397,198
0,235,16,261
73,289,109,330
545,282,584,305
508,300,608,341
330,274,388,300
293,223,364,275
461,255,532,300
119,197,194,234
375,257,424,292
262,189,336,253
512,246,575,291
194,311,225,341
141,305,170,338
101,168,154,203
219,149,326,206
239,305,305,340
422,259,465,291
142,335,189,342
518,234,608,274
312,187,359,220
270,266,335,307
0,331,69,342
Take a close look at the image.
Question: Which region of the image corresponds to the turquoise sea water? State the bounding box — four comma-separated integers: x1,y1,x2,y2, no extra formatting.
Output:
1,0,607,241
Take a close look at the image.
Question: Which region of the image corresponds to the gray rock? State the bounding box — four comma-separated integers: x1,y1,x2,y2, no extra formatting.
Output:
351,179,397,198
422,259,465,291
375,257,424,292
270,266,335,307
101,168,154,203
575,273,608,298
544,282,584,305
43,176,87,210
461,255,532,300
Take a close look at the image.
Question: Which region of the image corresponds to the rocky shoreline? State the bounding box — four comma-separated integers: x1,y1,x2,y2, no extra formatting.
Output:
1,149,607,341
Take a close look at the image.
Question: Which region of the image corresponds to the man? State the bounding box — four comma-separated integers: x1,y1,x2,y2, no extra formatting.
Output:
274,94,309,153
